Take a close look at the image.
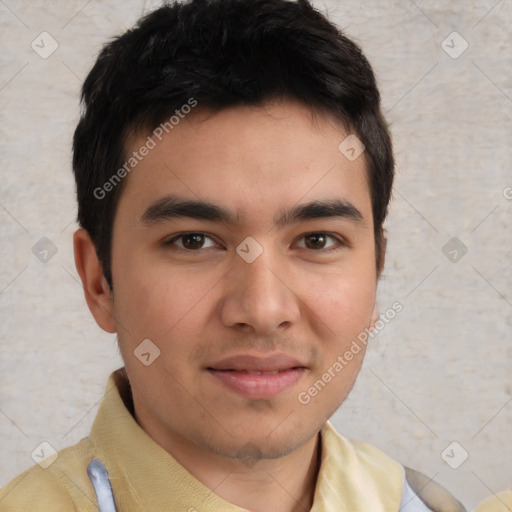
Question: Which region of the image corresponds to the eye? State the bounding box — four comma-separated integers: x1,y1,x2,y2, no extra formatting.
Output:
295,233,344,251
164,232,219,251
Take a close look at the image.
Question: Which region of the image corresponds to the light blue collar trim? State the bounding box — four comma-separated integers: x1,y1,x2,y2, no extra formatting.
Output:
87,458,118,512
400,476,434,512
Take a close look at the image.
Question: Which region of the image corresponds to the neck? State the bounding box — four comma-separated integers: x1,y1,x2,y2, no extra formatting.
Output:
145,422,322,512
206,434,321,512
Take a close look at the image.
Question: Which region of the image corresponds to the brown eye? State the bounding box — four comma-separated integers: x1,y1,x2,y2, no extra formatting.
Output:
182,233,205,249
295,233,344,251
304,233,327,249
165,232,218,251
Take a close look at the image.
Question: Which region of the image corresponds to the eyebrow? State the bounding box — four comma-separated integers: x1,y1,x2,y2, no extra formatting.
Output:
141,196,238,224
274,199,364,227
140,195,365,227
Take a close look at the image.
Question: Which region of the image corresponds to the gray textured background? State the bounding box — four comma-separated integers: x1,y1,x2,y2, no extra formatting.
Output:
0,0,510,509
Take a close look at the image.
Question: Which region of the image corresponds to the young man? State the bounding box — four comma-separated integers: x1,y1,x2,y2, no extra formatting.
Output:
0,1,467,510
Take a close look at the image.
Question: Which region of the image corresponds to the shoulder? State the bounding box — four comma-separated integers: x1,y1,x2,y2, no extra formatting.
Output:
322,422,405,481
0,438,96,512
322,423,466,512
320,423,405,508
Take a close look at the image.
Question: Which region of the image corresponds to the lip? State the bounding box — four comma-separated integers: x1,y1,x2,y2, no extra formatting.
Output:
208,353,305,372
206,353,307,399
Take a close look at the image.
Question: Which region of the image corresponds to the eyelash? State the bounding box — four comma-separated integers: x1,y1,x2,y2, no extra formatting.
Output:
163,232,347,253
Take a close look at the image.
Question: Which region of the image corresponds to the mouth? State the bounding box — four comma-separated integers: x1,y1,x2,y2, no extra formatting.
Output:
206,354,307,399
211,368,298,375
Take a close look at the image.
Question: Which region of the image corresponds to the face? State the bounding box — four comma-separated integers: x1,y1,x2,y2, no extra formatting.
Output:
94,100,380,463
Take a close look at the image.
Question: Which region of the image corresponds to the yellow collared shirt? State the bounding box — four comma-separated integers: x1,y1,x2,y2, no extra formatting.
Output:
0,369,462,512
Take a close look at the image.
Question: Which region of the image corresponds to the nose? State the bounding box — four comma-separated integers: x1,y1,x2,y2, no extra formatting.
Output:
219,248,301,335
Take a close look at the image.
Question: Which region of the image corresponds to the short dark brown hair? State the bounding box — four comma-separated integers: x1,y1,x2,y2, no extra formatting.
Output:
73,0,394,287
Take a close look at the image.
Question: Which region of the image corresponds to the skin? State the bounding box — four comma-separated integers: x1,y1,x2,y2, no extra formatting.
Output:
74,100,384,512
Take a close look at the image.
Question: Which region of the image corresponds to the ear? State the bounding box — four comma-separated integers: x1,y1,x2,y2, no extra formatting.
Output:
377,231,387,278
369,302,379,331
73,228,117,333
370,231,388,330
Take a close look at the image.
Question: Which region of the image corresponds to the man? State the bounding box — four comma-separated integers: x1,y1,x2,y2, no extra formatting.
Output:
0,0,467,510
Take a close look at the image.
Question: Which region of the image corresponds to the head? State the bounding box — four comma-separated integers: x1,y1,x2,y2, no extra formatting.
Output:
73,0,394,465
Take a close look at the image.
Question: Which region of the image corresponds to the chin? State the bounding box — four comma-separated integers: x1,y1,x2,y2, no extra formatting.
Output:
192,415,323,463
203,435,307,462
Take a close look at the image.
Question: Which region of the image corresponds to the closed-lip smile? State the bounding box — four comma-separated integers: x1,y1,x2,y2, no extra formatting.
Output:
206,353,307,399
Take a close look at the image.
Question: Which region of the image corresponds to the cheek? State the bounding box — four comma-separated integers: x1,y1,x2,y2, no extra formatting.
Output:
112,259,221,346
300,268,377,335
298,274,374,412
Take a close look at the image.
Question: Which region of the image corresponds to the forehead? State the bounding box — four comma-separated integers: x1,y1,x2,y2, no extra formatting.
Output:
117,100,372,228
